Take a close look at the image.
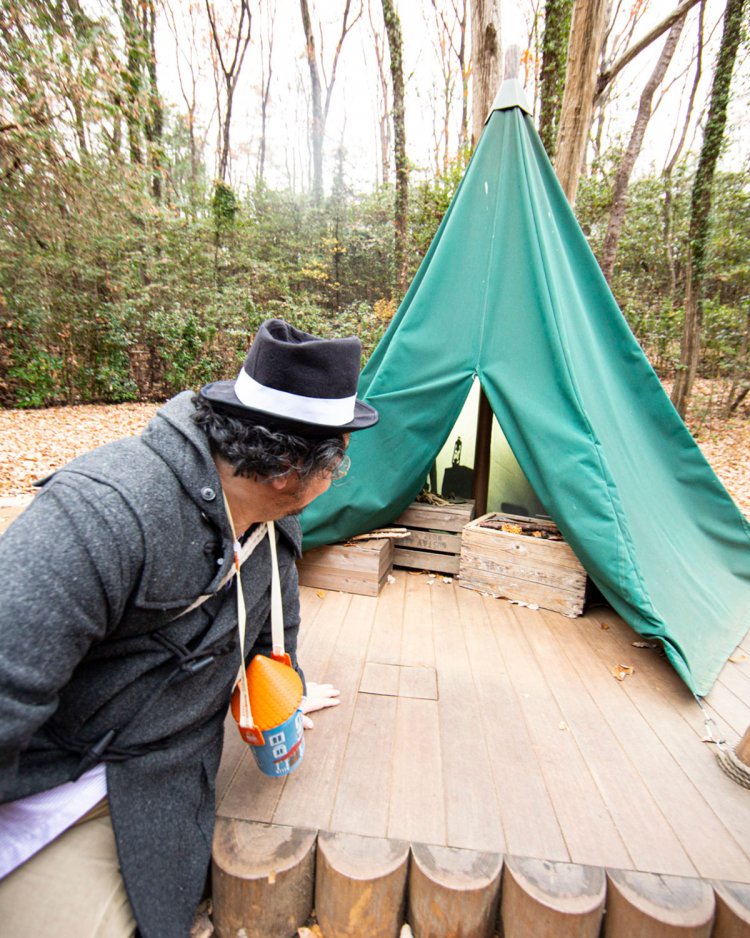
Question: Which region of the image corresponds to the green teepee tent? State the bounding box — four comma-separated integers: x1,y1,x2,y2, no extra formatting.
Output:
301,79,750,697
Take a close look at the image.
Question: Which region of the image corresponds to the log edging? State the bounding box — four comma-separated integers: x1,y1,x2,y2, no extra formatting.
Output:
211,820,750,937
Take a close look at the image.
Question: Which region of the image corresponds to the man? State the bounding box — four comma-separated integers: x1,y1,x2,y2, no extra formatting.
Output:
0,319,378,937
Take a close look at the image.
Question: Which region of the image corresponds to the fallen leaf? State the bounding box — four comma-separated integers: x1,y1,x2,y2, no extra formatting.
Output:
600,622,610,630
612,663,634,681
315,590,326,599
729,654,748,663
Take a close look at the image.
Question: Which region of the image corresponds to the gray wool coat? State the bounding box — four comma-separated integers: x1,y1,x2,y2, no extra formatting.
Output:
0,392,305,938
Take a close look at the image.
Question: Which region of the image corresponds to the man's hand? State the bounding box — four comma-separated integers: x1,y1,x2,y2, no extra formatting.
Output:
301,682,340,729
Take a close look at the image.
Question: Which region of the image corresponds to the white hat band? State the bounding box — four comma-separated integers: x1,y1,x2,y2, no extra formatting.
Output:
234,368,356,426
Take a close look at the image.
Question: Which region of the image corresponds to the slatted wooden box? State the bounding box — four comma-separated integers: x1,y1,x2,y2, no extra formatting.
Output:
297,538,394,597
459,513,588,616
392,500,475,575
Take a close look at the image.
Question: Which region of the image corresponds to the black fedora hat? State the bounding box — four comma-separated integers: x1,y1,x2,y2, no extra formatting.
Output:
200,319,379,435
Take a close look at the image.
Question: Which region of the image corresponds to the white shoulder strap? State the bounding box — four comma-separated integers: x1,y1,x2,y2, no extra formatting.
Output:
222,494,286,729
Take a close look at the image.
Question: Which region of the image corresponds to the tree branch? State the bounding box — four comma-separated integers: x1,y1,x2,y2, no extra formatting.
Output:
596,0,702,101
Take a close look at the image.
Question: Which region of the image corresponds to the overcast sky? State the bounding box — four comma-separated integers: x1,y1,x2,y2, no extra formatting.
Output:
155,0,748,195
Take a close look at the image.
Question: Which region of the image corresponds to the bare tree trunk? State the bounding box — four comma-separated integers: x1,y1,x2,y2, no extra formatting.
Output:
164,0,203,210
671,0,747,417
300,0,359,204
300,0,324,201
600,15,685,283
381,0,408,295
470,0,501,146
120,0,144,165
205,0,252,184
368,0,391,185
431,0,469,158
662,1,705,305
554,0,607,204
258,5,276,185
538,0,573,160
142,0,163,202
456,0,469,152
430,1,455,172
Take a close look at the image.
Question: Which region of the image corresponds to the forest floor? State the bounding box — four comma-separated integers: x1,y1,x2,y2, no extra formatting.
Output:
0,381,748,519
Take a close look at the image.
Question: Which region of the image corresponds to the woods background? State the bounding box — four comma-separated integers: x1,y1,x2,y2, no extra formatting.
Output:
0,0,748,420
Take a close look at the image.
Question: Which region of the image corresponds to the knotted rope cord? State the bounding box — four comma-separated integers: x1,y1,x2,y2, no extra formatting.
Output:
695,695,750,790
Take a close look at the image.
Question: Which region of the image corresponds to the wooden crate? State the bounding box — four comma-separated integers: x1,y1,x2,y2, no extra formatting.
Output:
296,538,394,597
392,500,475,575
459,513,587,616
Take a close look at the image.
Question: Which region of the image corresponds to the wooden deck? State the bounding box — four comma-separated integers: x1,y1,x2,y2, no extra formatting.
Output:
2,501,747,934
214,569,750,937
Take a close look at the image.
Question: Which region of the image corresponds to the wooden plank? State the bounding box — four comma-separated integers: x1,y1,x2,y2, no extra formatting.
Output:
432,582,506,854
297,539,393,597
400,569,437,669
215,744,287,825
273,592,378,830
603,869,714,938
398,665,438,700
525,607,696,876
579,609,750,882
388,697,445,844
297,566,389,597
458,566,585,617
459,520,587,618
595,610,750,882
395,501,475,533
703,680,750,739
455,585,568,861
297,539,393,596
211,818,316,938
408,843,502,938
462,516,585,571
500,856,605,938
297,587,352,671
366,569,407,667
490,600,631,869
360,662,438,700
711,880,750,937
460,537,588,589
393,547,460,575
399,529,461,553
716,656,750,711
298,583,329,630
330,691,399,838
360,661,401,696
315,832,409,938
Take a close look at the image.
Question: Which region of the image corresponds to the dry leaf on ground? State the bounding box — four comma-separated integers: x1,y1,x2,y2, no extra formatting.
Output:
613,664,635,681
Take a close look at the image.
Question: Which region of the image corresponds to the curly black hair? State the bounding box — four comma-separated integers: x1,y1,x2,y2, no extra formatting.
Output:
191,395,346,483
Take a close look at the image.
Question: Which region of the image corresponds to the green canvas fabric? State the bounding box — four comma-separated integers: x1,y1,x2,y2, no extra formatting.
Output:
301,94,750,697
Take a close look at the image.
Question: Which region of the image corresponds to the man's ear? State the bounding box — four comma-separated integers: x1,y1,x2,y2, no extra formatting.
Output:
269,474,294,492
